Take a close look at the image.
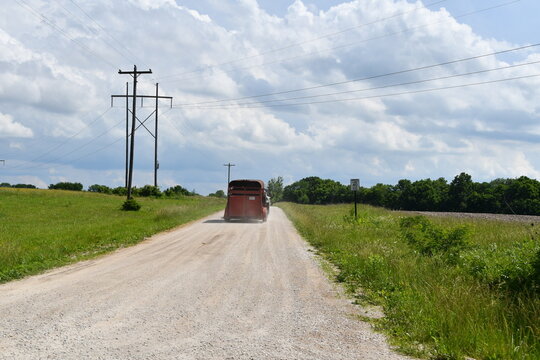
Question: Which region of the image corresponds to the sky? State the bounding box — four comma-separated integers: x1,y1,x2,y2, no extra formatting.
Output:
0,0,539,195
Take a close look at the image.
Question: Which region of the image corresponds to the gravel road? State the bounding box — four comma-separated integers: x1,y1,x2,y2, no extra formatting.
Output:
0,207,410,360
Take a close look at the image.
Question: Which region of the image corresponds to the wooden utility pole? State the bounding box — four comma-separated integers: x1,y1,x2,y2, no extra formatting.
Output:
124,82,129,188
223,163,235,191
154,83,159,187
118,65,152,200
113,73,172,197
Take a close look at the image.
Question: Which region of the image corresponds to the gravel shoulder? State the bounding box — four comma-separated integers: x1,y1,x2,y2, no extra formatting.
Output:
0,207,411,360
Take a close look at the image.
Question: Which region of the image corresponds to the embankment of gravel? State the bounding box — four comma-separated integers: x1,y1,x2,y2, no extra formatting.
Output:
399,210,540,224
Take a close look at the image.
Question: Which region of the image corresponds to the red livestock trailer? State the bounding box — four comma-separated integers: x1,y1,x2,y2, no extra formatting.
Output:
224,179,270,222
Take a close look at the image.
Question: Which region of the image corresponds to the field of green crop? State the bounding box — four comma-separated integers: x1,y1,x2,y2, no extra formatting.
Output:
278,202,540,360
0,188,225,283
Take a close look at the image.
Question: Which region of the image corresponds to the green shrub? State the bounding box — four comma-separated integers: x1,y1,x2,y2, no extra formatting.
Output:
462,240,540,292
138,185,162,197
88,184,112,194
49,182,83,191
122,198,141,211
112,186,127,196
208,190,226,198
400,216,469,262
164,185,193,197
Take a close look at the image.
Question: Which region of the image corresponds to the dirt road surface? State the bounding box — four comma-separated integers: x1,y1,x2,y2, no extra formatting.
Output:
0,207,410,360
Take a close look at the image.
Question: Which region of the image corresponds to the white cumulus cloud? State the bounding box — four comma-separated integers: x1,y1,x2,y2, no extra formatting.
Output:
0,113,33,138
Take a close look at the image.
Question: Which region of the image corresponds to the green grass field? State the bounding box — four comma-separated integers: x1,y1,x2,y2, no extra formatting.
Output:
0,188,225,283
278,202,540,360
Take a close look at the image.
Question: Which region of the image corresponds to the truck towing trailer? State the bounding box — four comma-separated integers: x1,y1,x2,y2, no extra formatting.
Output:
224,179,269,222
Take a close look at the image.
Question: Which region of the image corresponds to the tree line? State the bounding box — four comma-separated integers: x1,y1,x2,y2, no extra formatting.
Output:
0,183,37,189
1,181,199,198
280,173,540,216
89,183,200,198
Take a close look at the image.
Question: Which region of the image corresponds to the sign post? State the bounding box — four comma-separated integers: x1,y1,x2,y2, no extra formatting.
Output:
350,179,359,220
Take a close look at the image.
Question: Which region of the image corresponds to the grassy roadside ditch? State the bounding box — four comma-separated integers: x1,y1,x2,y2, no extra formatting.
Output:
0,188,225,283
278,202,540,360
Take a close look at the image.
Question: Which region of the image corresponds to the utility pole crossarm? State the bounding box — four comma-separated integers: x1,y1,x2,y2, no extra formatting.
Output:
118,69,152,75
111,95,172,108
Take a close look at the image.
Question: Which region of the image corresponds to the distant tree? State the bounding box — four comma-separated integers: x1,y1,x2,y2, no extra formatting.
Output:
112,187,127,196
88,184,112,194
488,178,512,213
12,184,37,189
0,182,11,188
393,179,414,210
468,182,500,213
131,187,140,196
267,176,284,202
208,190,226,198
138,185,162,197
298,193,309,204
412,178,448,211
49,182,83,191
363,183,393,207
281,174,540,215
283,176,350,204
504,176,540,215
164,185,193,197
448,173,474,212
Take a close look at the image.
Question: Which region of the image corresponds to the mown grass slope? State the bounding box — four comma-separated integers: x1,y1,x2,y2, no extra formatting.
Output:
0,188,225,283
279,202,540,360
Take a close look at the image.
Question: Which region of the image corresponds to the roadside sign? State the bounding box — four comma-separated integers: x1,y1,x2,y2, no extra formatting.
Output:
350,179,359,191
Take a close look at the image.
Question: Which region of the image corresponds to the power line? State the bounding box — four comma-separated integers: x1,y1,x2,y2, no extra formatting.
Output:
36,108,164,173
10,109,175,174
173,73,540,110
179,59,540,108
61,110,174,185
161,108,198,141
53,0,100,36
9,116,124,171
66,0,151,70
8,136,126,174
52,0,135,66
14,0,118,69
6,107,112,168
156,0,449,81
160,0,521,84
66,136,124,165
175,43,540,107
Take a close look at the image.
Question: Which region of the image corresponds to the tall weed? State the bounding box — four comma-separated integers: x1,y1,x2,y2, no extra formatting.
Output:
400,216,469,263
